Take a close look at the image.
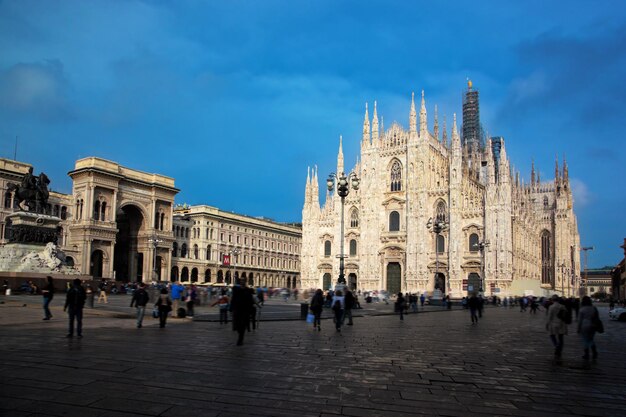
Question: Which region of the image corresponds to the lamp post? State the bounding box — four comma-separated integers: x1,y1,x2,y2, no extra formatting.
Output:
472,240,489,294
426,217,449,295
148,235,163,282
327,171,360,287
581,246,594,296
230,247,240,285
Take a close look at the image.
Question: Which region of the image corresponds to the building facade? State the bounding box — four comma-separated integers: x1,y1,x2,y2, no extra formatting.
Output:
1,157,301,286
171,205,301,288
301,84,581,297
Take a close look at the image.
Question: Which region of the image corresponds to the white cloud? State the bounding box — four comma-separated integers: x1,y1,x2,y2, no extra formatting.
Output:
570,178,591,207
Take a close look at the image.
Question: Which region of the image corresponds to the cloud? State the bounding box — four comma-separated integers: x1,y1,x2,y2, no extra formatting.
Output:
570,178,591,207
0,60,72,122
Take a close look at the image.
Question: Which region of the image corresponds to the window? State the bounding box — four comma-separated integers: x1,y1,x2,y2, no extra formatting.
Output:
193,244,199,259
4,191,11,209
94,201,100,220
324,240,331,257
389,211,400,232
436,201,447,223
390,160,402,191
181,243,188,258
350,209,359,228
172,242,178,257
206,245,211,260
60,206,67,220
541,230,552,285
160,213,165,230
469,233,479,252
543,196,549,209
436,235,445,253
349,239,357,256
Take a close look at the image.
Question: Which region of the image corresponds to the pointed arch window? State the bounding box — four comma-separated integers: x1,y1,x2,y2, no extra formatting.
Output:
435,201,447,223
469,233,479,252
390,160,402,192
350,208,359,228
349,239,357,256
541,230,552,286
389,211,400,232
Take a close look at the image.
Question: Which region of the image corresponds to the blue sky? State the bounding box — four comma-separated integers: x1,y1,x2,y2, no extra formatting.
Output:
0,0,624,268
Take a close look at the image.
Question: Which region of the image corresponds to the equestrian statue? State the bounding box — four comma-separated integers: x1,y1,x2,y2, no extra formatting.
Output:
6,167,51,214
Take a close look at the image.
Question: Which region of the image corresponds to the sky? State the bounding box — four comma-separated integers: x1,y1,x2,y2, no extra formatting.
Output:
0,0,624,268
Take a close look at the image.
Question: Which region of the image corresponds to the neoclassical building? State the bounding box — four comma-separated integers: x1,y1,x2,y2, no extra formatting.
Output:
171,205,301,288
301,84,581,298
1,157,301,286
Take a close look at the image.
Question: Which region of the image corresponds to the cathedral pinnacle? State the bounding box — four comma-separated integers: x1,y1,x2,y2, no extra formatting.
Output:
362,102,370,144
409,92,417,133
337,135,344,175
372,100,379,141
442,115,448,146
419,90,427,134
531,160,536,186
433,105,439,141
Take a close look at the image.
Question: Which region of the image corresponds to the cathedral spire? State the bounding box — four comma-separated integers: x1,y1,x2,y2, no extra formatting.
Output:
419,90,427,135
372,100,379,142
563,156,569,184
452,113,460,145
362,103,370,145
337,135,344,175
531,159,536,186
486,138,496,184
554,155,560,182
304,166,311,204
442,115,448,146
409,92,417,133
311,165,320,209
433,104,439,141
498,138,510,184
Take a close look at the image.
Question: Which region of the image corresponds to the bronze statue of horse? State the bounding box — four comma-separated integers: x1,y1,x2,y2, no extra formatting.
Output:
6,172,50,213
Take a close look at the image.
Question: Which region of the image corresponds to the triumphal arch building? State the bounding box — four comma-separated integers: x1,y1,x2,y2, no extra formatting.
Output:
67,157,178,281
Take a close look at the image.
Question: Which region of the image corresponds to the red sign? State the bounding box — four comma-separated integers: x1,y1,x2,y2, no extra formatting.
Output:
462,279,468,290
223,254,230,266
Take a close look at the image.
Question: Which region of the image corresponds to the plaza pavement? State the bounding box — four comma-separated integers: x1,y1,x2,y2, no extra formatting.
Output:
1,294,625,417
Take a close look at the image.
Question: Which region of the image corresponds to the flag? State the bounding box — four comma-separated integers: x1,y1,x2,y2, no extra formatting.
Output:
223,254,230,266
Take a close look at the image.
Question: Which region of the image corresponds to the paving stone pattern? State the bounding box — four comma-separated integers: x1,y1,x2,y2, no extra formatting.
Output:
1,299,625,417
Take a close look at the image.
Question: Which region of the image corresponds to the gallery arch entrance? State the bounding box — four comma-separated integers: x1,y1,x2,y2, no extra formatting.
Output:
114,205,144,282
386,263,401,295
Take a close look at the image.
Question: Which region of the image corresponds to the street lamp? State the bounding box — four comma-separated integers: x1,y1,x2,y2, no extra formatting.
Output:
472,240,489,294
581,246,594,296
229,247,240,285
148,235,163,282
426,217,449,295
327,171,360,286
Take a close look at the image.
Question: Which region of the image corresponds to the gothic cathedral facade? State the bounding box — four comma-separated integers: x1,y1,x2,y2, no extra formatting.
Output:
301,85,581,298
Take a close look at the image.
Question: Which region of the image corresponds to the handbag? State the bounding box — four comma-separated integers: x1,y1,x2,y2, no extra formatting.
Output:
592,307,604,334
306,313,315,323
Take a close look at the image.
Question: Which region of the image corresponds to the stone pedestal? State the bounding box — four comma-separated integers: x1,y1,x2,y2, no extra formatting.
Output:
7,212,60,244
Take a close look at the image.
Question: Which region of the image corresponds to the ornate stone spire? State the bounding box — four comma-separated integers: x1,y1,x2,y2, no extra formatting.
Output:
563,156,569,184
372,100,379,142
409,92,417,133
337,135,344,175
311,165,320,209
419,90,427,135
554,155,560,182
442,115,448,146
433,104,439,141
531,160,536,186
498,138,510,184
486,138,496,184
452,113,460,147
304,166,311,204
362,102,370,145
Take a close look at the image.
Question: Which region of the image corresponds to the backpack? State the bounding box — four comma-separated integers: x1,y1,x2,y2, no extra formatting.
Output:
557,306,572,324
332,300,341,311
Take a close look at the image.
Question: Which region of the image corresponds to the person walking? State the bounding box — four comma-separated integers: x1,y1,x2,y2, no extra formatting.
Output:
577,296,599,361
468,293,479,325
64,279,86,338
332,290,346,332
420,293,425,307
546,295,569,359
130,283,150,328
170,281,184,317
310,289,324,331
155,288,172,328
212,290,230,324
396,292,406,320
185,285,197,318
344,289,355,326
42,276,55,320
97,280,108,304
230,278,254,345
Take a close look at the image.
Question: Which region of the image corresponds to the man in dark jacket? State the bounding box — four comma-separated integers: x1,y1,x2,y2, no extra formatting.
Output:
130,283,150,328
468,293,480,325
64,279,86,338
230,279,254,345
344,290,355,325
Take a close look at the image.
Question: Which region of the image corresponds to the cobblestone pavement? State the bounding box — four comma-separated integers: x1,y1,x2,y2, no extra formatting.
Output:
1,297,625,417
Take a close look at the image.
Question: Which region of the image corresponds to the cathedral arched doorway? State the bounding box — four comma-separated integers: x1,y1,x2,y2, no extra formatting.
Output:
467,273,482,294
114,204,144,282
434,272,446,295
323,273,332,290
386,263,401,295
90,250,104,278
348,273,357,291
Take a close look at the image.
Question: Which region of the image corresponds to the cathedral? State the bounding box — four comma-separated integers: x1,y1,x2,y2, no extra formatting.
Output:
300,82,581,298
